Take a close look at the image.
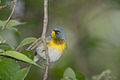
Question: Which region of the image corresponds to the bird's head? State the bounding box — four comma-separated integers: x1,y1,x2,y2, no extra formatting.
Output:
50,28,66,41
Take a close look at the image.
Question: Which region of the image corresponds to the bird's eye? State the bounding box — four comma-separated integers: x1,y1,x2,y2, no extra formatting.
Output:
55,30,60,34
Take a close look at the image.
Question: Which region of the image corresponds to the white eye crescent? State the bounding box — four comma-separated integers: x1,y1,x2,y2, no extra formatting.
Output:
55,31,60,34
57,32,60,34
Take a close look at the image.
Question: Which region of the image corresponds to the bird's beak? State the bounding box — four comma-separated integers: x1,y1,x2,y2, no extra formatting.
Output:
50,29,56,38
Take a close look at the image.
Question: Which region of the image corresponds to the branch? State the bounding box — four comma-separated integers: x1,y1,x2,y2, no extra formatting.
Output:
1,0,17,30
42,0,49,78
26,0,48,51
26,0,49,79
43,40,49,80
97,71,111,80
0,1,14,11
97,72,106,80
26,37,42,51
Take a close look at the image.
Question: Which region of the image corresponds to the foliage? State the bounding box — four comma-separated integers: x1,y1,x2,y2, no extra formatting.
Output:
0,20,25,28
0,19,87,80
0,51,41,68
16,37,37,50
0,0,118,79
61,68,85,80
21,50,34,60
0,43,13,51
0,20,25,33
0,20,41,80
0,19,113,80
0,58,30,80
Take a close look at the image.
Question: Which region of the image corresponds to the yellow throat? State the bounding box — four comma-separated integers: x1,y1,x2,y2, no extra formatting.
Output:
47,30,66,52
47,40,66,52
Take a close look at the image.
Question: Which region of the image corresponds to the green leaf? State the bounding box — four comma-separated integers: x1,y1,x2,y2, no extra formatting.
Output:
12,66,30,80
75,72,85,80
7,27,21,34
0,20,24,33
62,68,77,80
0,20,25,28
61,76,73,80
0,51,41,68
0,58,30,80
0,43,13,51
0,58,20,80
21,50,34,60
16,37,37,49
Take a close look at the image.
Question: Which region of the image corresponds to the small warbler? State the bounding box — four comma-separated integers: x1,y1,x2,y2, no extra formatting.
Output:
35,28,66,62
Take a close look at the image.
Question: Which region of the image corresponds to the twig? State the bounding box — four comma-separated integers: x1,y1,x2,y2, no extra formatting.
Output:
43,40,49,80
0,1,14,11
42,0,49,79
26,0,49,79
97,72,106,80
97,71,111,80
1,0,17,30
26,37,42,51
26,0,48,51
30,39,42,50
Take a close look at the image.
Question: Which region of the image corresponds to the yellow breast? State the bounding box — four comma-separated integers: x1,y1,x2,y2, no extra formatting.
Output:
47,39,66,53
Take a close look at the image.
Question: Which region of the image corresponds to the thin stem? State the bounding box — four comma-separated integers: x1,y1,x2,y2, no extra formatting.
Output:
30,39,42,50
97,72,106,80
26,0,49,79
26,37,41,51
2,0,17,30
43,40,49,80
42,0,49,80
0,1,14,11
41,0,48,38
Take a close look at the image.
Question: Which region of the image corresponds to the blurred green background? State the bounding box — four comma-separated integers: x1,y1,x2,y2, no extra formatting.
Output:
1,0,120,80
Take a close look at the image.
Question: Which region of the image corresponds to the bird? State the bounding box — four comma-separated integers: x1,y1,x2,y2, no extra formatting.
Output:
35,28,66,62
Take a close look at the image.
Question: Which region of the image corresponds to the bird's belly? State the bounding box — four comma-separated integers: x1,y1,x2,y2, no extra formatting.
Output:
37,46,62,62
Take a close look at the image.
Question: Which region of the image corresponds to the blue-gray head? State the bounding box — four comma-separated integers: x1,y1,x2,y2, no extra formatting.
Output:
49,28,66,41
